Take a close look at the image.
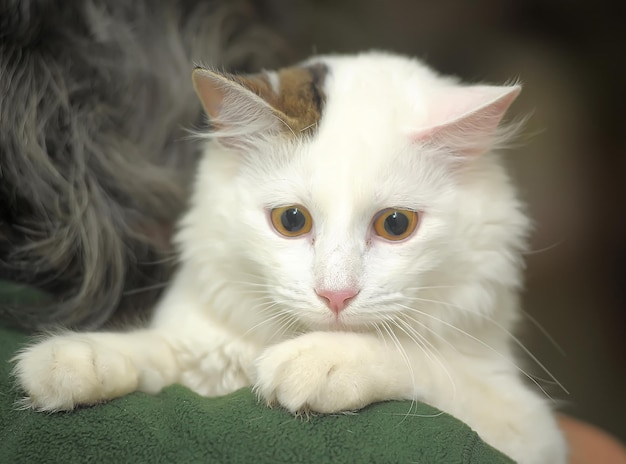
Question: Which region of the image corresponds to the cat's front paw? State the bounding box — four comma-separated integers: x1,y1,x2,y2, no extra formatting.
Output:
254,332,386,415
12,335,139,412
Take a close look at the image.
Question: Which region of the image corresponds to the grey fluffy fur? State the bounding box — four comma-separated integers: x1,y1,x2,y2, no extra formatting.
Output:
0,0,288,330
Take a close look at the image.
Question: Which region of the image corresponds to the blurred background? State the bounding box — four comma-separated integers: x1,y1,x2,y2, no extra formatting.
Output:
261,0,625,443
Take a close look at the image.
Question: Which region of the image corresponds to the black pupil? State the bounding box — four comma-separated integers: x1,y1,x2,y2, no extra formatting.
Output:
281,208,306,232
384,211,409,236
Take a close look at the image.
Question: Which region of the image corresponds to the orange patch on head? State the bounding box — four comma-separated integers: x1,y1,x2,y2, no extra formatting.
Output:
235,63,328,136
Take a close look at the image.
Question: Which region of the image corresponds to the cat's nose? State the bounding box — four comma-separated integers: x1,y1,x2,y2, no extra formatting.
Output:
315,288,359,315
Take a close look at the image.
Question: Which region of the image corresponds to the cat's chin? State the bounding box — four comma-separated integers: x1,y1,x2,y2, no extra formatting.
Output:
304,316,369,333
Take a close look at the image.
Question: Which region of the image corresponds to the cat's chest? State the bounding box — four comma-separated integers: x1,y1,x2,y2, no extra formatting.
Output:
172,333,260,397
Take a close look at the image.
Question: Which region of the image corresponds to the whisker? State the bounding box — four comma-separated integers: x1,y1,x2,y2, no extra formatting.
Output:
299,122,317,132
461,305,566,394
390,315,457,401
518,308,566,356
395,302,563,399
403,293,566,359
242,303,288,338
401,285,458,291
276,316,303,339
523,240,564,256
273,115,296,137
378,320,418,420
229,281,276,289
368,322,388,349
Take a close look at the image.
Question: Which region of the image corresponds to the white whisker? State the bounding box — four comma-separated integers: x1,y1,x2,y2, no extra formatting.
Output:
299,122,317,132
399,293,567,393
243,303,292,340
378,320,418,420
519,308,566,356
394,302,563,399
403,292,566,360
523,240,564,256
390,315,457,401
273,115,296,137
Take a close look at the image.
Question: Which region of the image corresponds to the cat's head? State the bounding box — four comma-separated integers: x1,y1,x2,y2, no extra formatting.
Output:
183,51,529,341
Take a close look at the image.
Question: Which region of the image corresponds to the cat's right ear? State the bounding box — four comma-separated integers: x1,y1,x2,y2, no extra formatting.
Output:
413,85,521,158
192,68,281,148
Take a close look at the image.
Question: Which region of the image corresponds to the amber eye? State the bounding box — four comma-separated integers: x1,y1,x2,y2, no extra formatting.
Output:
270,206,313,237
373,209,419,241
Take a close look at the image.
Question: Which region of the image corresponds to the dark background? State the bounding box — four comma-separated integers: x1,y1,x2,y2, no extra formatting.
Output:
263,0,626,443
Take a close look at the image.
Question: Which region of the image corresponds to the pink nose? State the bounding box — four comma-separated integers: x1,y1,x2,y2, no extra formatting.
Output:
315,288,359,315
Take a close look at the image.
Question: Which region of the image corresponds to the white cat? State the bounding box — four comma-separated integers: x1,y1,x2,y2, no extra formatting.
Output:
13,51,566,463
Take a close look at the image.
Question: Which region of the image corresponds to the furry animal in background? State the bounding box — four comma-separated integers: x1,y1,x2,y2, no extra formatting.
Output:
0,0,288,330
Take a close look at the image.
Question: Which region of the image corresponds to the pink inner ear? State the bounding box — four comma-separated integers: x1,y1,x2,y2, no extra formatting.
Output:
413,85,521,157
191,69,281,148
192,69,228,120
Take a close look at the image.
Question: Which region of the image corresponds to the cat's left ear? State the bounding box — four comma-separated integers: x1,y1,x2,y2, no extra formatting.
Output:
192,68,284,148
414,85,521,157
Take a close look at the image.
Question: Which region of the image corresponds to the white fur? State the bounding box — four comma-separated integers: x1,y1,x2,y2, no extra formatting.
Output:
265,70,280,93
13,51,566,464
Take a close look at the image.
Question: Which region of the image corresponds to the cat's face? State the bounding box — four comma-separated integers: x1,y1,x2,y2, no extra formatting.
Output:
185,52,529,339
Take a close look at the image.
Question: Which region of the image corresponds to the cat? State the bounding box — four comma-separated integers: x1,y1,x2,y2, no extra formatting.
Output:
13,51,566,464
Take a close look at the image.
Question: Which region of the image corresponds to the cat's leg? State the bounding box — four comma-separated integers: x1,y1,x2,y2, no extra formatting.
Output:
435,355,567,464
253,330,565,464
253,331,414,413
13,278,260,412
12,329,181,411
14,317,259,412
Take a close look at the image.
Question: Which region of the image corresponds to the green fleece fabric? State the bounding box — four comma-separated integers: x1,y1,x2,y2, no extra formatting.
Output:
0,287,514,464
0,327,514,464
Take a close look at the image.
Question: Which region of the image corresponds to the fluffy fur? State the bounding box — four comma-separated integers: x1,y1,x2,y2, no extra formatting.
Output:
0,0,287,329
13,51,566,463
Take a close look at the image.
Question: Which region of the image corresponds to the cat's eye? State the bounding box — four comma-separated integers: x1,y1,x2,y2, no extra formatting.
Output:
372,209,419,241
270,206,313,237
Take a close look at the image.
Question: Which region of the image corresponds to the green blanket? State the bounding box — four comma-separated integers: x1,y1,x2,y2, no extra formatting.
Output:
0,325,513,463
